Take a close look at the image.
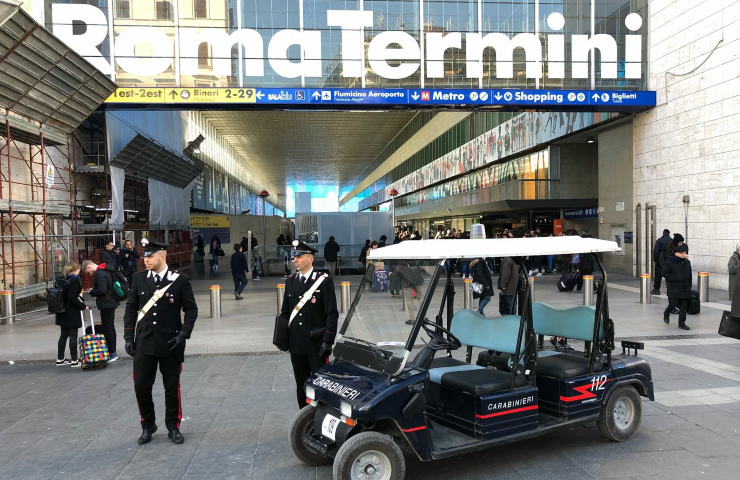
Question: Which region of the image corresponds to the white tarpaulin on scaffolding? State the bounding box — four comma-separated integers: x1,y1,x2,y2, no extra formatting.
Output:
109,165,125,229
148,178,195,229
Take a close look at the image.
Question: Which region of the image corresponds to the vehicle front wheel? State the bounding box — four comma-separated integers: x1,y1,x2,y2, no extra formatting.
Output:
289,406,332,466
333,432,405,480
597,385,642,442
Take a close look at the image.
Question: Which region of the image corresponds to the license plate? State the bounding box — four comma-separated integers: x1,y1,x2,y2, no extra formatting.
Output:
321,413,340,441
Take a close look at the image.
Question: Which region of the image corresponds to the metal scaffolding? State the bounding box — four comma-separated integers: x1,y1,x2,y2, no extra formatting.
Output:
0,111,73,289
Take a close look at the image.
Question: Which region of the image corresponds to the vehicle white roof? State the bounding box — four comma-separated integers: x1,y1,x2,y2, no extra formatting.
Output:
367,237,621,260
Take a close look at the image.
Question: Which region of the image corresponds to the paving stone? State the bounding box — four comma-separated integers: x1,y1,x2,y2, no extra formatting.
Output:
519,468,597,480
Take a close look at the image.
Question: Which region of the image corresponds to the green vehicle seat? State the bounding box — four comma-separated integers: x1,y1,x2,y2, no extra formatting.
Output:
427,310,528,395
531,302,605,379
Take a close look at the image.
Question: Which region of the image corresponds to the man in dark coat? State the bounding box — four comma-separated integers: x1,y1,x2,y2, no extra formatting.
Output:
652,229,671,294
120,239,140,284
99,240,119,271
280,240,338,408
324,236,340,278
231,243,249,299
123,240,198,445
662,244,692,330
498,256,520,315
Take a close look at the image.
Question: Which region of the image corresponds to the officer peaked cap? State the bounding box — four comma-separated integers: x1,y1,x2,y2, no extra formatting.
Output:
292,239,317,256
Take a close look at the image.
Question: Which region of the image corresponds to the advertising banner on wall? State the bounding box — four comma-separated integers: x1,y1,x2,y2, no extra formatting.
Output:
192,170,206,210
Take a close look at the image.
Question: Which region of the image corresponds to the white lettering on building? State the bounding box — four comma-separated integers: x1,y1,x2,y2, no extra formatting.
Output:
51,5,643,82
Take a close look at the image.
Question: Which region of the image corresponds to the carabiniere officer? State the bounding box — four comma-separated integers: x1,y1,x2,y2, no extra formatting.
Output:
123,240,198,445
281,240,338,408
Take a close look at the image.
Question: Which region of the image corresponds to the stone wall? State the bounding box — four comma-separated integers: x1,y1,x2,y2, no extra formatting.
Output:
633,0,740,291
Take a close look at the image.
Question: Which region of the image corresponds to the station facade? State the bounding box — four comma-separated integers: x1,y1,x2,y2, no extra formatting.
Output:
1,0,737,295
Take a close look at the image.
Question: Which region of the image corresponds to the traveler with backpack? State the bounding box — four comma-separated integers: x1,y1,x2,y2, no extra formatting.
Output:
54,261,88,367
82,259,122,362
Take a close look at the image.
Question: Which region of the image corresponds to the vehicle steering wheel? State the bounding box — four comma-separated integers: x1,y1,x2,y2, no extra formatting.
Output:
421,319,462,351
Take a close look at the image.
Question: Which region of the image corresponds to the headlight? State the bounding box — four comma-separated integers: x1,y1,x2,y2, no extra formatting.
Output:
340,401,352,418
305,385,315,400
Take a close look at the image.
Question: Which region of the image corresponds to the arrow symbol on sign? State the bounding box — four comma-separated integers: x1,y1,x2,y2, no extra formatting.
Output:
411,92,420,101
312,91,321,100
592,93,600,101
169,90,178,99
256,91,264,100
494,92,502,101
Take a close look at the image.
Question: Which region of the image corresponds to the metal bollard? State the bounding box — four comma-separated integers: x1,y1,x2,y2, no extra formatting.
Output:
340,281,351,314
276,284,285,315
582,275,594,306
697,272,709,303
463,278,472,309
0,290,15,325
210,285,222,318
529,276,535,302
640,273,652,304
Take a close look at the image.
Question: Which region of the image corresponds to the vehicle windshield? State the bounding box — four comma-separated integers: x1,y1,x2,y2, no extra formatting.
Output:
337,258,441,363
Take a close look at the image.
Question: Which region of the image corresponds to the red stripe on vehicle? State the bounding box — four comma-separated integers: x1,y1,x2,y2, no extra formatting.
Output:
560,379,612,402
402,426,427,432
475,405,538,419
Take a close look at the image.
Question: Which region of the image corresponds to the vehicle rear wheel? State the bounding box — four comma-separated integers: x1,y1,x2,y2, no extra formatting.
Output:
597,385,642,442
289,406,332,466
333,432,405,480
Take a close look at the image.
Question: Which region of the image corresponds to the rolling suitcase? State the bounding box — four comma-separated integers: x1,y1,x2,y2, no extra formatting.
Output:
688,290,700,315
373,270,388,292
557,272,579,292
78,310,109,370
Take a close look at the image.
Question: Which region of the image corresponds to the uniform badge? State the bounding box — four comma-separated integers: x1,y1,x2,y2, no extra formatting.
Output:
169,298,174,304
311,297,317,304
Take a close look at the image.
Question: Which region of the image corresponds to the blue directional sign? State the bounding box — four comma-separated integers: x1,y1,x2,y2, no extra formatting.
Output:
255,88,655,111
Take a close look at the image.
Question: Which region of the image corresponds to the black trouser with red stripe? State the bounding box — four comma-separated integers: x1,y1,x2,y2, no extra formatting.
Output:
291,354,325,409
133,354,182,431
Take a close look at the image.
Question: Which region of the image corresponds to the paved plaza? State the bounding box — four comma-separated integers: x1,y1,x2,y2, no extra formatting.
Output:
1,263,740,479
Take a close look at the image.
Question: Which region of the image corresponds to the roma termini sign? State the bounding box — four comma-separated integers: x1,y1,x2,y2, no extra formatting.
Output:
52,4,645,83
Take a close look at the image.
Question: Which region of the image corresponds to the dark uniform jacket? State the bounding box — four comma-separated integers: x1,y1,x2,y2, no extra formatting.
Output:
90,267,120,310
280,270,338,356
123,269,198,361
55,275,86,328
662,257,693,299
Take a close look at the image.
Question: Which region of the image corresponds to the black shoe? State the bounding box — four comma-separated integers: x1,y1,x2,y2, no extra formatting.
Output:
671,308,680,314
138,425,158,445
651,289,660,295
678,324,690,331
663,317,670,324
168,428,184,444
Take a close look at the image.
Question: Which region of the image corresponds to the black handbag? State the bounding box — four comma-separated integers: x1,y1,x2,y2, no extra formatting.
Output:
216,248,225,257
273,313,290,351
719,311,740,340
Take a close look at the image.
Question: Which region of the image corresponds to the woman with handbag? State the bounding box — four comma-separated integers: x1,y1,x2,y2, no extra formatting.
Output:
209,235,222,271
55,261,88,367
662,242,692,330
471,257,494,315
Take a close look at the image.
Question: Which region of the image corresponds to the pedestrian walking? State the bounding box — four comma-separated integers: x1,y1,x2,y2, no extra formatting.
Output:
209,235,222,271
231,243,249,299
324,236,340,278
728,242,740,301
358,239,371,268
396,261,425,325
662,242,692,330
471,258,494,315
120,239,140,284
279,240,338,408
652,229,671,295
82,259,120,363
123,240,198,445
498,256,520,315
55,261,88,367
